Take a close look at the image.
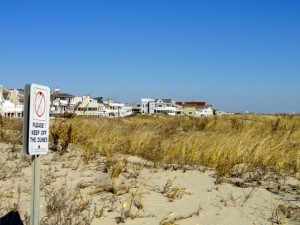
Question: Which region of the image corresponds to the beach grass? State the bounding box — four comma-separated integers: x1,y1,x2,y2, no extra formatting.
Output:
1,114,300,224
1,113,300,178
52,114,300,178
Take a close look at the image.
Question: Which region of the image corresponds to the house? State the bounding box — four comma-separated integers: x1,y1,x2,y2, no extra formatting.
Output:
175,103,196,116
154,99,177,115
141,98,155,114
195,105,214,116
141,98,177,115
51,87,107,117
103,99,133,117
51,88,75,116
74,95,105,117
50,88,133,118
0,86,24,118
129,102,141,114
176,101,213,117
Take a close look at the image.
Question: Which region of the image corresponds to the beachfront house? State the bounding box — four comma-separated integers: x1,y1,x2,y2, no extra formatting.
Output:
176,101,214,117
175,102,198,116
141,98,155,114
154,99,177,115
196,104,214,116
141,98,177,115
0,86,24,118
51,88,75,116
74,95,105,117
103,99,133,117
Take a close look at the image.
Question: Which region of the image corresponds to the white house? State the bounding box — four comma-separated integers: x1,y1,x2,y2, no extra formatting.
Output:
103,99,133,117
195,105,214,117
141,98,155,114
51,88,75,115
141,98,177,116
154,99,177,115
0,86,24,118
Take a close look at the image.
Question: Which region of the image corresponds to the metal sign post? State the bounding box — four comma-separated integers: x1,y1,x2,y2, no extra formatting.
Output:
31,155,41,225
23,84,50,225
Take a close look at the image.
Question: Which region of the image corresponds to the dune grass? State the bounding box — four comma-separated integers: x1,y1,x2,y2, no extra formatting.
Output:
0,115,22,145
48,114,300,178
1,114,300,178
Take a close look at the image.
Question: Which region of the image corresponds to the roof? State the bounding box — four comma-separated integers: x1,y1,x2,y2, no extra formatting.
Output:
52,92,75,98
94,97,103,103
176,101,206,107
3,89,10,94
155,99,172,103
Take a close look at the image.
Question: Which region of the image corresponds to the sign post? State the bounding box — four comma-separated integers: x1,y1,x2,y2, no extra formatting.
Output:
23,84,50,225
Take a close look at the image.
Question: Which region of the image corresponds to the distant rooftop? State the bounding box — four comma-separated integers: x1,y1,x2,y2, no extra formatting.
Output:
176,101,206,107
52,92,75,98
155,99,173,103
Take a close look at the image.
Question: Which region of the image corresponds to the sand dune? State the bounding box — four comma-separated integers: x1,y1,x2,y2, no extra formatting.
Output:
1,143,300,225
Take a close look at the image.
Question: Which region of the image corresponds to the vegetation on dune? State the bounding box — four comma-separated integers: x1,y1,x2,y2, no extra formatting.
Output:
0,115,22,145
1,114,300,224
1,114,300,177
49,114,300,178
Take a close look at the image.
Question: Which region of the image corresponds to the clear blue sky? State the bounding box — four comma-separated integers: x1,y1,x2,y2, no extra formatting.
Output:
1,0,299,113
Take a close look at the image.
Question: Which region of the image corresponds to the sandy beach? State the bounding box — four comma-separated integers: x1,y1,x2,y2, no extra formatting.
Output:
1,142,300,225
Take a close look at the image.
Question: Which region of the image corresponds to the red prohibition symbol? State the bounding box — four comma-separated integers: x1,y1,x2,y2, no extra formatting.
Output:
35,91,46,117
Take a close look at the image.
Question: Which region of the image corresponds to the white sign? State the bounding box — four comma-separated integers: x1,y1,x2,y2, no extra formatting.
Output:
27,84,50,155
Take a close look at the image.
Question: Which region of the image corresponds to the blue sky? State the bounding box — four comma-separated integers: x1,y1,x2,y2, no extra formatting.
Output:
1,0,299,113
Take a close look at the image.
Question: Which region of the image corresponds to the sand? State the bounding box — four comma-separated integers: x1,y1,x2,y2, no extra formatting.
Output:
1,142,300,225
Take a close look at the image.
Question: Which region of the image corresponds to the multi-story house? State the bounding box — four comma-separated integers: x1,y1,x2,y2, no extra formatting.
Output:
129,102,141,114
74,95,105,117
103,99,133,117
141,98,155,114
175,102,197,116
0,86,24,118
141,98,177,115
154,99,177,115
50,88,75,116
195,104,214,116
176,101,214,116
141,99,214,117
141,98,176,115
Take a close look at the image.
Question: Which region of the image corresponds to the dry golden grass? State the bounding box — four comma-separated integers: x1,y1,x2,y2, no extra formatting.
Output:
47,114,300,178
1,114,300,224
2,114,300,178
0,115,22,145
